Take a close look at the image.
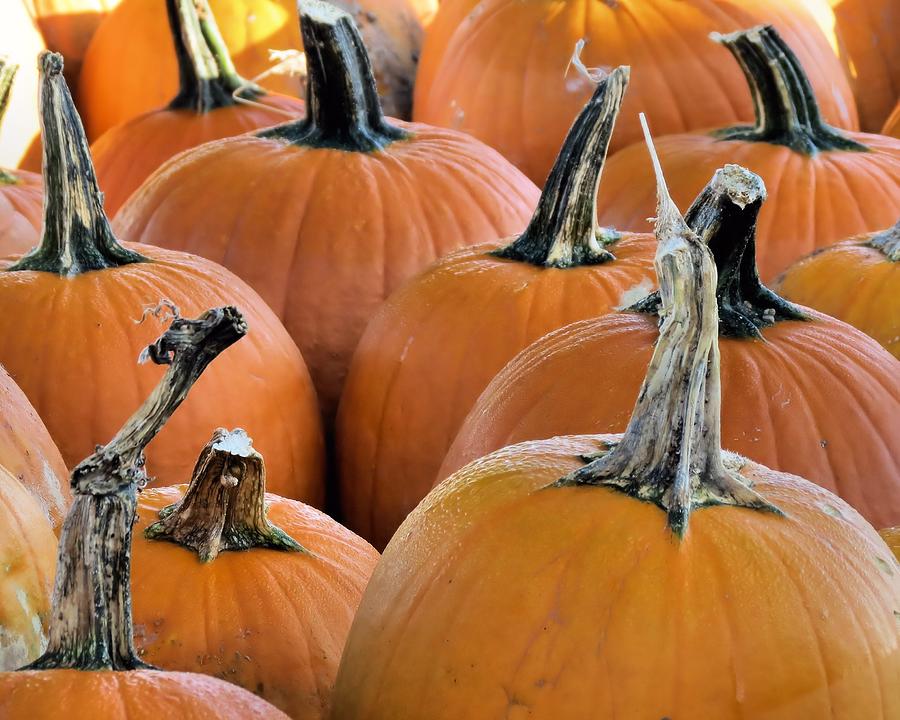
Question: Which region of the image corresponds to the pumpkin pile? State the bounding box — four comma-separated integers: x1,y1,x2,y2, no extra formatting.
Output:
0,0,897,716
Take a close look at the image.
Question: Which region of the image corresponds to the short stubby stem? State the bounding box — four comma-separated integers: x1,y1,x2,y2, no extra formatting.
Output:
870,219,900,262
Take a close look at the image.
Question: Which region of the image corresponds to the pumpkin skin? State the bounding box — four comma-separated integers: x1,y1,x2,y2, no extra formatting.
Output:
116,5,539,419
0,366,70,529
880,527,900,561
0,4,45,171
337,67,654,549
78,0,426,140
412,0,858,183
89,0,305,216
0,466,56,671
0,244,326,503
0,669,291,718
884,101,900,139
442,311,900,529
334,436,900,719
595,27,900,282
0,169,43,258
132,482,379,718
774,224,900,358
413,0,478,110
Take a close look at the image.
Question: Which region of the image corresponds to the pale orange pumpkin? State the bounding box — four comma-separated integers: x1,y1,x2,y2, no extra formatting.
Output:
337,66,656,548
332,153,900,719
595,26,900,281
413,0,858,183
116,2,539,419
444,164,900,530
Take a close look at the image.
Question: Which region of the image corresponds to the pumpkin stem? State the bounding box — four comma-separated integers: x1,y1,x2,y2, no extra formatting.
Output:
144,428,306,562
870,219,900,262
712,25,866,155
22,306,247,671
7,53,146,276
0,58,20,185
258,0,407,151
494,66,630,268
167,0,261,112
556,117,779,536
631,164,806,338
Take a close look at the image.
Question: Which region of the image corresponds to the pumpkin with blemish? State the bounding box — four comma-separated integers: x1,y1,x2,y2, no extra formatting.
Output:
116,1,538,419
413,0,857,183
90,0,304,216
443,164,900,530
774,220,900,359
337,67,654,548
0,53,325,504
595,26,900,281
132,429,379,719
332,152,900,720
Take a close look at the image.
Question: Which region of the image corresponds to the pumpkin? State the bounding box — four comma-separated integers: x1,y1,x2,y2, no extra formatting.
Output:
413,0,857,184
22,0,121,85
90,0,304,216
331,149,900,719
443,163,900,530
884,101,900,139
0,1,44,171
0,467,56,670
132,427,379,719
880,527,900,561
337,66,656,549
595,26,900,282
0,59,43,258
116,2,538,420
0,366,70,530
412,0,478,110
774,221,900,359
79,0,427,139
0,54,325,503
0,302,290,719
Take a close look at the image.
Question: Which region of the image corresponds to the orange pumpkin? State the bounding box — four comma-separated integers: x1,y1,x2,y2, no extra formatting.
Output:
0,366,70,529
0,2,44,171
443,164,900,530
880,527,900,561
337,67,656,549
413,0,857,183
79,0,427,139
595,26,900,282
22,0,121,85
116,2,538,419
0,296,290,720
0,467,56,670
133,428,379,719
0,59,43,258
0,54,325,503
774,221,900,359
90,0,304,216
413,0,478,110
884,101,900,138
332,157,900,719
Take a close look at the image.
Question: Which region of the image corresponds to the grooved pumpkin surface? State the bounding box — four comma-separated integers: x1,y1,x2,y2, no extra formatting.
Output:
0,171,43,272
442,311,900,529
334,436,900,719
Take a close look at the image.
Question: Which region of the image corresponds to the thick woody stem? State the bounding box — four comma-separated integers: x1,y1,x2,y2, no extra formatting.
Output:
8,52,145,276
145,428,305,562
494,66,630,268
556,118,778,536
712,26,866,155
23,307,247,671
258,0,407,151
870,220,900,262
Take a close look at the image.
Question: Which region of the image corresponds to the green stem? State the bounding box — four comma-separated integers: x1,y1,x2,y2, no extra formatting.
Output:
713,25,867,155
870,219,900,262
8,53,145,276
23,307,247,671
145,428,305,562
0,59,20,185
557,123,778,536
631,164,806,338
493,66,629,268
167,0,262,112
258,0,407,151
